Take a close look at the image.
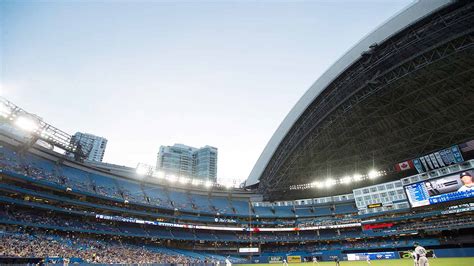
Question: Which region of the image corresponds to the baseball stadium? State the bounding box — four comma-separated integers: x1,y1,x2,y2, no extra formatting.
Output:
0,0,473,265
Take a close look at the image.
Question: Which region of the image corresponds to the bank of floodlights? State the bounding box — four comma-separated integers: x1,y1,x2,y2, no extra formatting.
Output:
353,173,364,182
191,179,201,186
141,165,225,189
289,169,387,191
179,177,190,184
167,175,178,183
205,180,213,188
136,163,154,176
0,97,77,155
324,178,337,188
154,171,165,179
143,165,237,190
14,115,40,133
340,176,352,185
368,169,382,179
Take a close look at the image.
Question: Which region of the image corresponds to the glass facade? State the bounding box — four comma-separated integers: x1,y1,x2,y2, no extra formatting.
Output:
156,144,217,182
69,132,108,162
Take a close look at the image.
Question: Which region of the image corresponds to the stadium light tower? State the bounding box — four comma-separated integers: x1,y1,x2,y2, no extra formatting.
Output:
0,97,88,161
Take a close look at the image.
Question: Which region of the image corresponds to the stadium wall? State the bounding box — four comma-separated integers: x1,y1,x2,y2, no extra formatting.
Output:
255,248,474,263
434,248,474,258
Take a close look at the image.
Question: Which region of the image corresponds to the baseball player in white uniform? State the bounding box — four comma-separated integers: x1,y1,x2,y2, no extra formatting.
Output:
412,250,418,266
283,259,288,266
414,242,429,266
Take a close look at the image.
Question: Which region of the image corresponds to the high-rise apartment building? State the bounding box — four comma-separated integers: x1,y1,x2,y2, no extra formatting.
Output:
69,132,108,162
156,144,217,181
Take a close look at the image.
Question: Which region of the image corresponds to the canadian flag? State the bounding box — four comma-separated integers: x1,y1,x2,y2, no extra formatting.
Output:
395,160,414,172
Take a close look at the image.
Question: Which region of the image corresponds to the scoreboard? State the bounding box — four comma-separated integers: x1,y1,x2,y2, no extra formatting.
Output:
404,182,431,207
404,173,474,207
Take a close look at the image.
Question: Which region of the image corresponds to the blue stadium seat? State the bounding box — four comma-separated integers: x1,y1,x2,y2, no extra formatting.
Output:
116,179,146,202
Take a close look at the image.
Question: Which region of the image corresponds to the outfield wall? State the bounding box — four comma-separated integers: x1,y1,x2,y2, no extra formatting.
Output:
254,248,474,263
434,247,474,258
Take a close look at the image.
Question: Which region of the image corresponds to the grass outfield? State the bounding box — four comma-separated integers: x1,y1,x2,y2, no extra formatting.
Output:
236,258,474,266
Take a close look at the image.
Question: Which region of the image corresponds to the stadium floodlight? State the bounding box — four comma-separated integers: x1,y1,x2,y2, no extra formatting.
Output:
0,102,11,118
353,173,363,181
179,177,190,184
135,163,150,176
314,181,325,189
368,169,380,179
191,179,200,186
341,176,352,184
154,171,165,179
136,163,153,176
14,116,39,132
136,166,148,176
205,180,213,188
324,178,336,188
168,175,177,183
40,129,49,138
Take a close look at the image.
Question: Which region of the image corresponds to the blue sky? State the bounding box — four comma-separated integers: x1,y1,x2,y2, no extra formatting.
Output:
0,0,412,184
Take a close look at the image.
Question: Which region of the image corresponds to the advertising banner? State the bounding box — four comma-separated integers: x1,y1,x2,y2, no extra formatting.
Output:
287,256,302,263
268,256,283,264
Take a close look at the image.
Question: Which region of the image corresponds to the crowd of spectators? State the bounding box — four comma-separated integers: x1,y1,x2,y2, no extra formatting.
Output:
2,145,474,260
261,237,438,253
0,230,200,264
396,216,474,232
3,200,473,246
